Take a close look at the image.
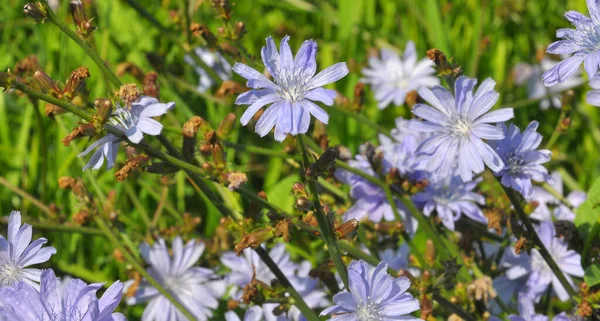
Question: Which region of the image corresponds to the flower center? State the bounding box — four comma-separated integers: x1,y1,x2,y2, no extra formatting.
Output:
449,116,472,137
275,67,310,103
355,298,383,321
109,108,137,130
573,24,600,52
0,258,23,287
506,152,525,173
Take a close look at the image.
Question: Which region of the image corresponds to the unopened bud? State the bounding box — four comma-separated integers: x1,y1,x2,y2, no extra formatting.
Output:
292,182,306,196
93,99,113,130
353,83,365,109
308,147,337,179
235,228,274,254
62,123,95,146
143,71,160,98
295,196,313,212
335,219,359,239
70,0,95,37
426,48,451,74
275,219,291,242
216,80,246,97
24,3,46,22
190,24,217,47
64,67,90,99
212,142,227,170
425,239,436,266
33,70,60,96
234,21,245,37
217,113,236,138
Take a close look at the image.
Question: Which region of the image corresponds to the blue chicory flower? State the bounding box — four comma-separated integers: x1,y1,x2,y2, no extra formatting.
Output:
225,306,264,321
0,269,126,321
412,173,487,231
529,172,587,222
489,121,552,199
408,76,514,182
124,237,224,321
184,47,232,93
233,36,348,141
542,0,600,86
0,211,56,290
361,41,439,109
78,134,120,171
320,260,421,321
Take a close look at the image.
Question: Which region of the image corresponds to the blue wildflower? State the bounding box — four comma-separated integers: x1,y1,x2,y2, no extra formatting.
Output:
0,211,56,290
361,42,439,109
320,260,420,321
0,269,126,321
489,121,552,199
542,0,600,86
412,173,487,231
408,76,514,182
233,36,349,141
184,47,232,93
530,172,587,222
78,134,120,170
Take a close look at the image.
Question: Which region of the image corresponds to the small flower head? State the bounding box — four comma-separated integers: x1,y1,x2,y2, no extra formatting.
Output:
124,237,224,321
78,134,120,170
542,0,600,86
233,36,349,141
0,269,126,321
184,47,232,93
409,76,514,182
110,96,175,144
412,174,487,231
320,260,421,321
529,172,587,222
490,121,552,199
0,211,56,290
361,42,439,109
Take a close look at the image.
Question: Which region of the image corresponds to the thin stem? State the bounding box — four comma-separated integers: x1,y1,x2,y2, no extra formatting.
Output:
330,104,393,138
542,183,576,211
0,218,104,236
13,82,93,121
254,247,320,321
498,179,577,300
0,176,54,216
297,135,349,288
43,3,123,88
94,217,197,320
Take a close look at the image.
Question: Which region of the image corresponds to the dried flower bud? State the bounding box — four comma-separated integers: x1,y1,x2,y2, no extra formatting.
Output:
235,228,274,254
514,236,530,255
62,123,95,146
204,131,217,145
24,2,46,22
226,171,247,191
212,142,227,171
220,43,240,57
118,84,141,106
115,155,150,181
308,147,338,179
116,62,145,80
405,90,418,107
295,196,313,212
216,80,246,97
64,67,90,99
234,21,245,38
72,209,90,225
93,99,113,130
182,116,204,162
70,0,95,37
425,239,436,266
44,103,64,118
275,219,291,242
58,176,76,189
578,300,593,317
419,296,433,320
33,70,61,96
292,183,306,196
142,71,160,98
353,83,365,109
226,299,239,310
190,24,217,47
0,71,16,92
467,276,496,304
217,113,236,138
426,49,451,74
335,219,359,239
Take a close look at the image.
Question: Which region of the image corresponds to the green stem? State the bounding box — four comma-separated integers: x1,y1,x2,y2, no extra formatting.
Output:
13,82,93,121
44,3,123,88
330,104,392,138
432,293,477,321
94,217,197,320
498,179,577,300
297,135,349,288
0,176,54,217
254,247,320,321
542,183,576,211
0,218,104,236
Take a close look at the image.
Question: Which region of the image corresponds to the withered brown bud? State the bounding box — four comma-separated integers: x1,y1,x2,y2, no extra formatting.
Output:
216,80,246,97
308,147,338,179
116,62,145,80
226,299,239,310
292,182,306,196
235,228,274,254
426,48,451,74
118,84,141,106
143,71,160,98
295,196,313,212
234,21,245,37
62,123,95,146
419,295,433,320
73,209,90,225
24,3,46,22
70,0,95,37
274,219,291,242
190,24,217,47
182,116,204,162
425,239,436,266
578,300,593,317
63,67,90,99
204,130,217,145
33,70,61,96
335,219,359,239
212,142,227,171
112,248,125,263
183,116,204,137
405,90,418,107
217,113,236,138
514,236,529,255
45,103,64,118
93,99,113,130
58,176,76,189
200,144,212,155
220,43,240,57
467,276,497,304
226,171,247,191
115,155,150,181
353,83,365,109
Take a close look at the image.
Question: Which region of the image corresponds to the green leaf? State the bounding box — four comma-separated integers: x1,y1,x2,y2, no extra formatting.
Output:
584,264,600,287
574,177,600,240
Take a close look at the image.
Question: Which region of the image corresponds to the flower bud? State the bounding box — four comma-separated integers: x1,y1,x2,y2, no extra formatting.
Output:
225,171,247,191
235,227,274,254
24,3,46,22
143,71,159,98
353,83,365,109
62,123,95,146
424,239,436,266
295,196,313,212
274,219,291,242
217,113,236,138
33,70,61,96
292,182,306,196
335,219,359,239
93,99,113,130
118,84,141,107
234,21,245,38
70,0,95,37
64,67,90,99
190,24,217,47
308,147,337,179
212,142,227,171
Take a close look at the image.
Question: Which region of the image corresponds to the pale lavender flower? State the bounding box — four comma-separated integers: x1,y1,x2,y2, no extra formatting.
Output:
514,58,584,110
409,76,514,182
78,134,120,171
220,243,297,299
320,260,420,321
124,237,224,321
233,36,348,141
412,174,487,231
184,47,232,93
110,96,175,144
489,121,552,199
361,42,439,109
542,0,600,86
334,155,418,234
587,72,600,106
0,269,126,321
495,221,584,303
378,133,427,180
530,172,587,222
378,244,410,272
504,293,570,321
0,211,56,290
225,306,264,321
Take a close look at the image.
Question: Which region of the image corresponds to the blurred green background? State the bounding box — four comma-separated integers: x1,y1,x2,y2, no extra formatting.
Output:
0,0,598,318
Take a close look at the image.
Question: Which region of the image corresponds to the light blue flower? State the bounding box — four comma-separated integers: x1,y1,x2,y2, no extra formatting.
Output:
320,260,420,321
542,0,600,86
0,269,126,321
0,211,56,290
124,237,225,321
490,121,552,199
529,172,587,222
225,306,264,321
412,173,487,231
233,36,348,141
361,42,439,109
184,47,232,93
408,76,514,182
79,134,120,171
